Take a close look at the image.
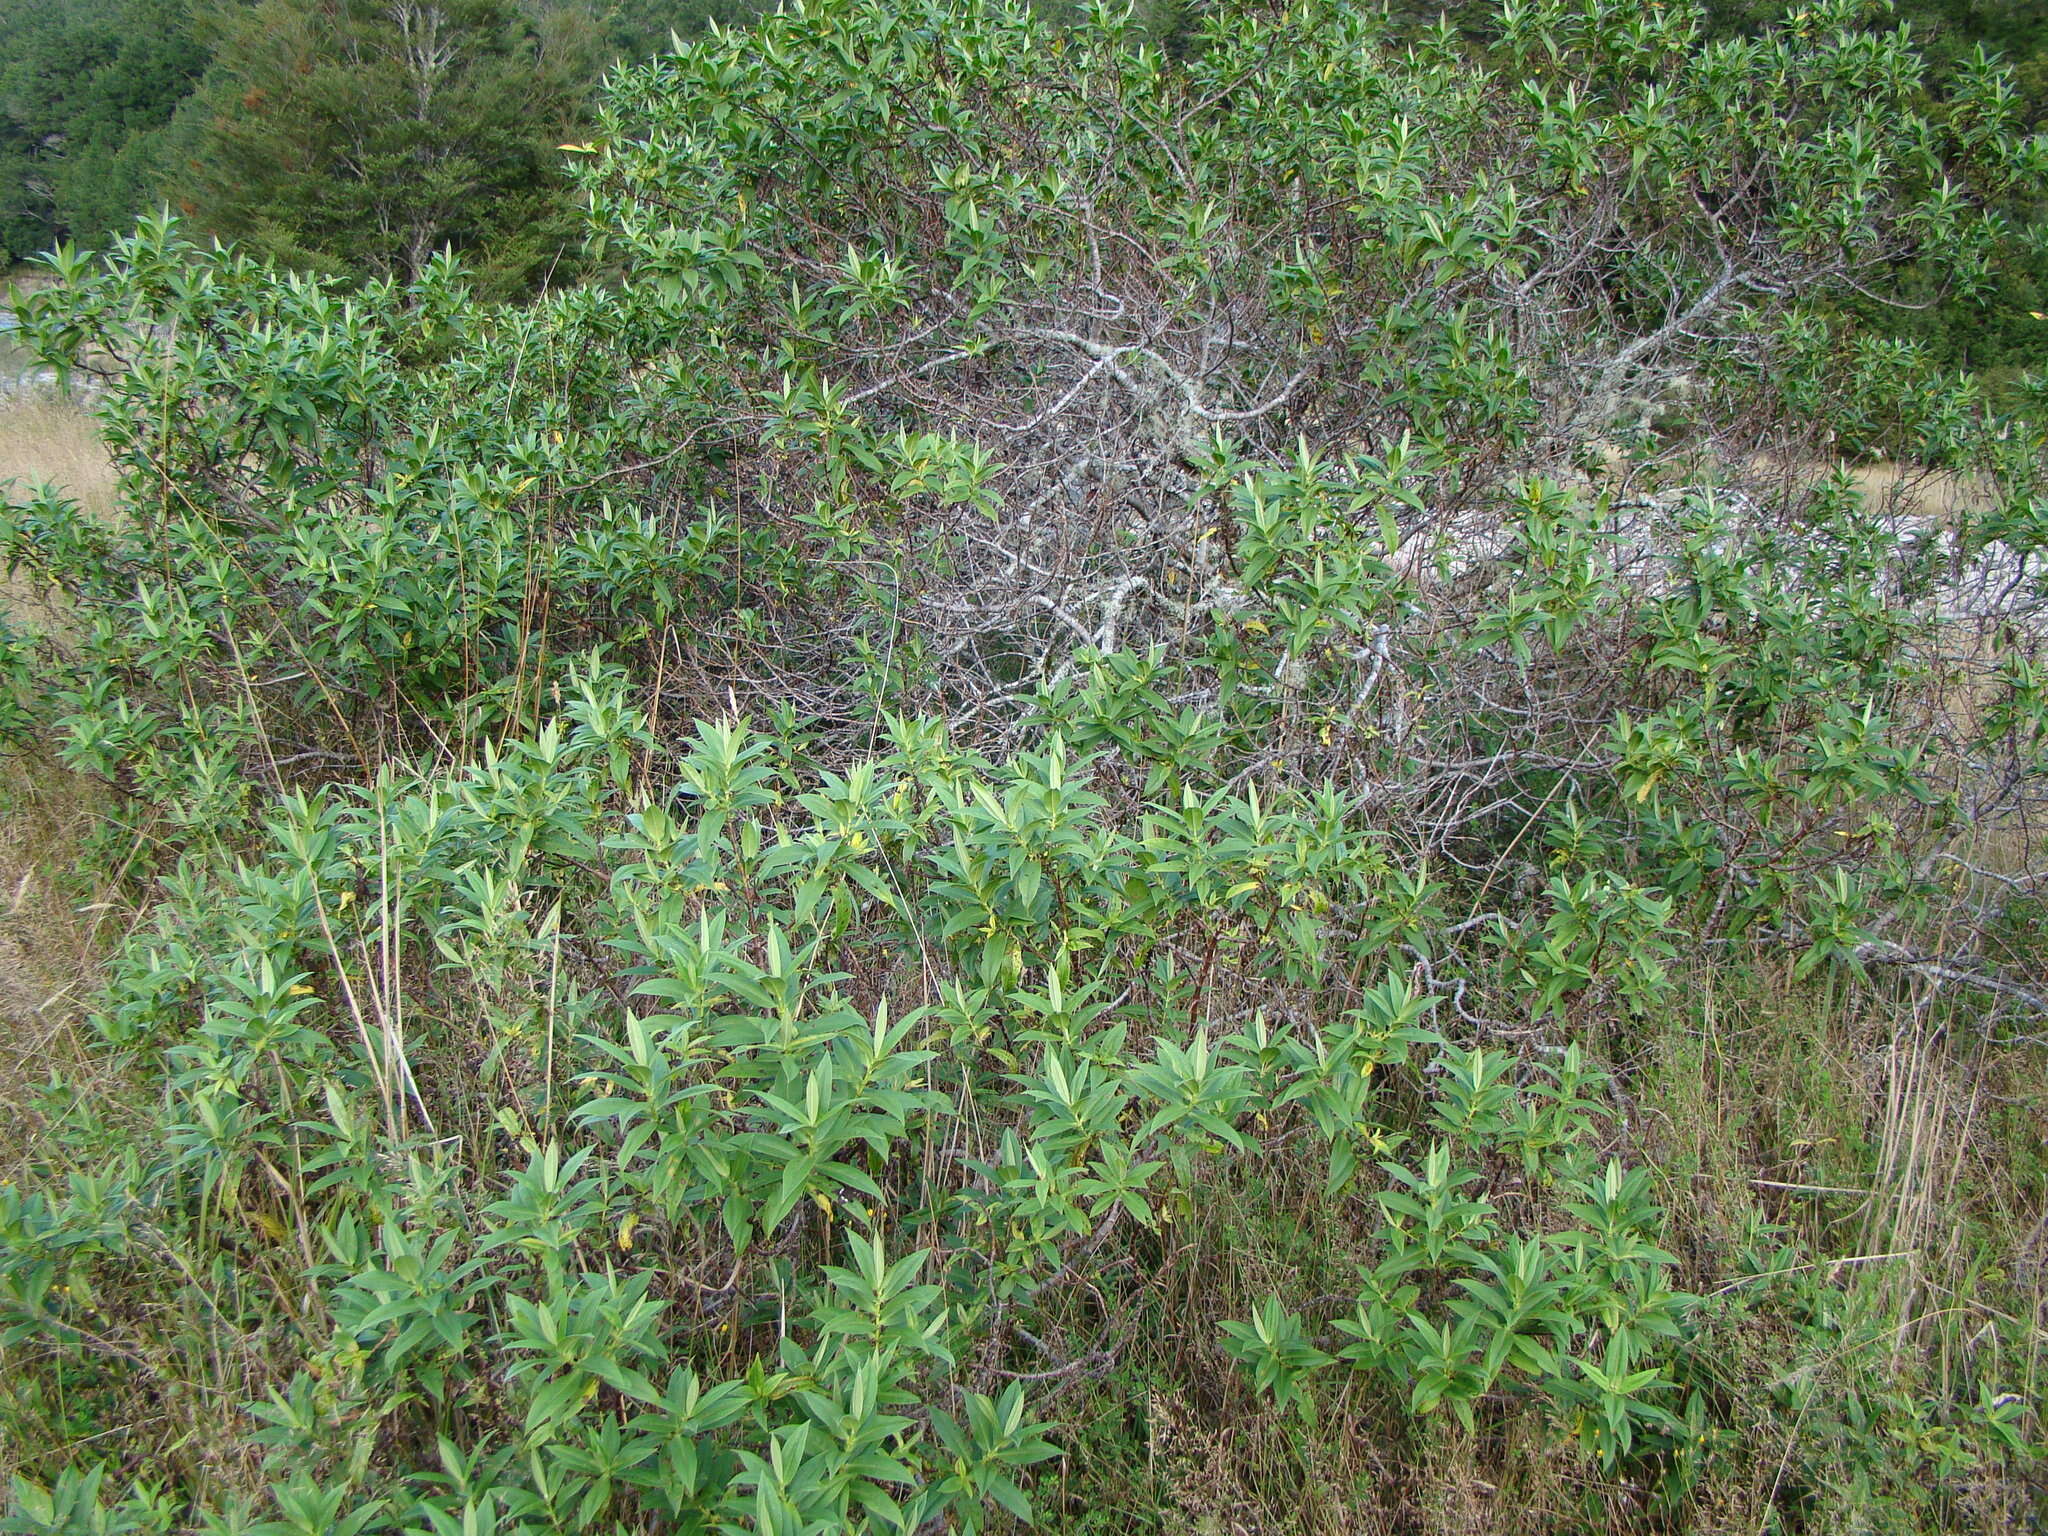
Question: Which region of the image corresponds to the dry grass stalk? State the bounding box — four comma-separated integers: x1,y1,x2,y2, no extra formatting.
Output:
0,390,116,522
0,390,123,1183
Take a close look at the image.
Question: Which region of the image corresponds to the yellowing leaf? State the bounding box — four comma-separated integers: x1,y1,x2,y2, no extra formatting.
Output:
617,1212,639,1251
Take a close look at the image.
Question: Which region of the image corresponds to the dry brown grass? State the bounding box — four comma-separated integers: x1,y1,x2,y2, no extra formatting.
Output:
0,390,117,521
0,758,125,1179
1747,451,1998,522
0,390,126,1184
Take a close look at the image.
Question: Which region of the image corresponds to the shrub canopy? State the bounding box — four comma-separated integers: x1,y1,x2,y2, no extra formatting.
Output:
3,0,2046,1530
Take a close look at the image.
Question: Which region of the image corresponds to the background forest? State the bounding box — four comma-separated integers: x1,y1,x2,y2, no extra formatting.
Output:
0,0,2046,1533
8,0,2048,332
0,0,761,297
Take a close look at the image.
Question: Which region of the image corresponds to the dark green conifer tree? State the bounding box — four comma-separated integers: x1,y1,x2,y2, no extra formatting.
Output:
0,0,209,264
167,0,595,296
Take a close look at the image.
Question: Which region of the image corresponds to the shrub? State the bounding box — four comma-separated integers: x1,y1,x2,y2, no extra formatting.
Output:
1,0,2045,1529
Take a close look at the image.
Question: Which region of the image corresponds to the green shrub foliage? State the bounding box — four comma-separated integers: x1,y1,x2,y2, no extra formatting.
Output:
2,0,2046,1529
